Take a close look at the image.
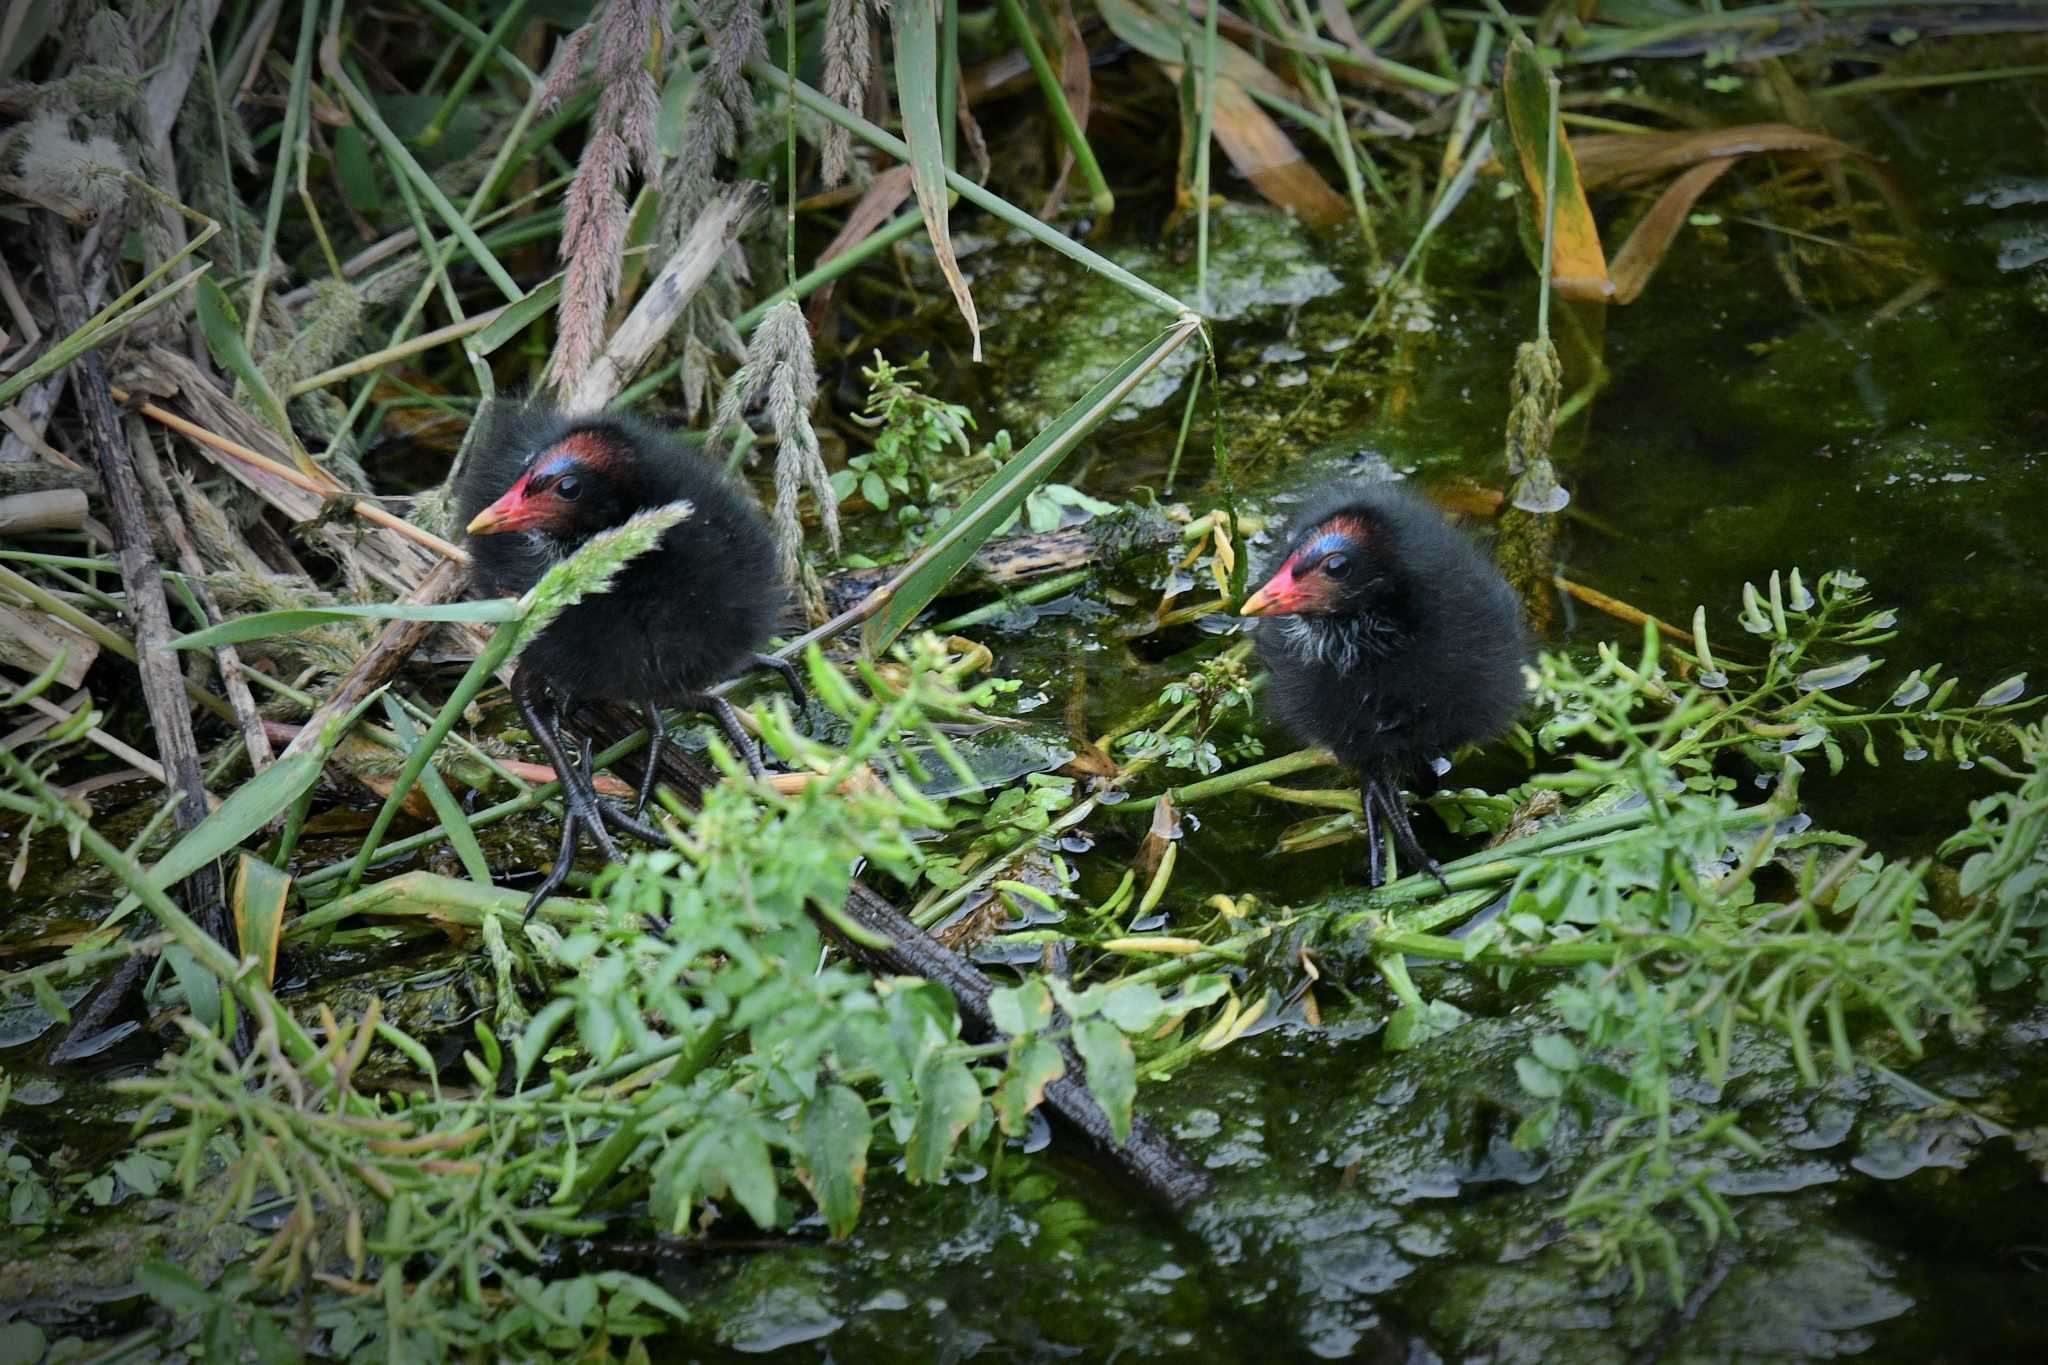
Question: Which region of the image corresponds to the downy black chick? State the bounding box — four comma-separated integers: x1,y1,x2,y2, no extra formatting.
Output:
1240,481,1528,886
456,402,799,912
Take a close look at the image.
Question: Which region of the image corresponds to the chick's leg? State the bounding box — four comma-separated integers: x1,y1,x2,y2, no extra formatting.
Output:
633,701,665,818
1371,774,1450,894
678,691,767,777
751,652,806,708
1359,779,1386,887
522,806,581,923
512,669,620,867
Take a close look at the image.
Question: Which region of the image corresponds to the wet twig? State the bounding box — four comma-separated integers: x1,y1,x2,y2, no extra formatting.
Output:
37,211,229,1048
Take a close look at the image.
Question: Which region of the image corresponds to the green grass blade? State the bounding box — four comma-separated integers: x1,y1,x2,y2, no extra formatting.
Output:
470,273,563,357
383,694,493,886
890,0,982,359
167,599,524,651
994,0,1113,215
195,276,304,460
861,317,1200,655
106,748,325,926
748,59,1189,318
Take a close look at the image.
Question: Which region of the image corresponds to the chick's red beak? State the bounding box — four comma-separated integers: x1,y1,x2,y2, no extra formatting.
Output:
465,478,537,535
1240,561,1310,616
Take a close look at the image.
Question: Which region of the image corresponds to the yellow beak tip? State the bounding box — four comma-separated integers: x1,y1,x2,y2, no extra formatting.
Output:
465,511,499,535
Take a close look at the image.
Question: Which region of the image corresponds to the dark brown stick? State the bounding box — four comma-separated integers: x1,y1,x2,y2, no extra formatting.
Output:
126,415,274,773
38,212,227,1045
563,701,1206,1209
826,884,1210,1211
279,556,470,764
817,517,1179,615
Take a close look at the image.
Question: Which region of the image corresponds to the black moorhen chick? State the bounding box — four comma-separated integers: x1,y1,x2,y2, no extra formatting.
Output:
1240,481,1528,886
456,402,800,910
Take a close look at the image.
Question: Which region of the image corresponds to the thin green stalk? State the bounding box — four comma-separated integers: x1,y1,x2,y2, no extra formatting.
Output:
1365,0,1431,47
784,0,798,286
1196,0,1220,310
1816,62,2048,100
322,4,523,303
750,59,1192,318
417,0,532,146
334,621,525,894
1116,746,1336,813
995,0,1113,215
382,695,492,886
244,0,320,344
934,568,1090,630
1538,73,1561,345
1164,362,1205,493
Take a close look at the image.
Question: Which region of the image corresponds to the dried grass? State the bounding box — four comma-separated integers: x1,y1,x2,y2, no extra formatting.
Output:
542,0,668,393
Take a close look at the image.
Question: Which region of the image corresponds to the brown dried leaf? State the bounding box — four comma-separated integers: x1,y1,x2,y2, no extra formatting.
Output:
1496,38,1611,300
1169,66,1350,229
805,168,914,327
1137,792,1178,883
1573,123,1863,190
1039,0,1095,216
1609,156,1738,304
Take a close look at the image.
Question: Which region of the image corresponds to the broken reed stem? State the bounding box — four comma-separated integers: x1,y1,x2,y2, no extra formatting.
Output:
36,211,225,947
1553,573,1691,641
0,563,237,723
128,415,276,772
112,388,466,563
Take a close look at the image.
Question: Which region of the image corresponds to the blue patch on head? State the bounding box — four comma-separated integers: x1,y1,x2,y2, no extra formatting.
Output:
530,451,582,483
1301,530,1353,562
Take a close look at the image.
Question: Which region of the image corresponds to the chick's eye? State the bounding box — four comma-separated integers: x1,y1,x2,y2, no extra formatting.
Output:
1321,553,1352,579
554,474,583,501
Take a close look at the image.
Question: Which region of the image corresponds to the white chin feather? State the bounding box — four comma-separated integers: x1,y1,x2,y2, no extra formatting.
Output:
1270,613,1398,671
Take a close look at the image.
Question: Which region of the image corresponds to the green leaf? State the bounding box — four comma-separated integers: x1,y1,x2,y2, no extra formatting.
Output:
168,598,522,650
469,274,563,358
195,275,295,441
230,853,293,989
1100,982,1169,1033
1072,1018,1135,1145
1515,1055,1565,1098
333,126,380,214
862,320,1198,655
1383,998,1467,1052
993,1038,1065,1135
712,1126,779,1230
988,978,1054,1036
110,749,326,924
514,997,576,1087
137,1260,213,1311
795,1085,871,1239
889,0,981,359
904,1054,981,1182
1531,1032,1580,1072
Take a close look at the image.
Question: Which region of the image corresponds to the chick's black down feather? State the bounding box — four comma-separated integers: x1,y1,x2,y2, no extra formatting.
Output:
454,402,784,705
1252,481,1528,778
